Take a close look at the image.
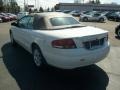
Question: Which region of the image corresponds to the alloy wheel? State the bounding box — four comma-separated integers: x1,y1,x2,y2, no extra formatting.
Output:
33,48,42,67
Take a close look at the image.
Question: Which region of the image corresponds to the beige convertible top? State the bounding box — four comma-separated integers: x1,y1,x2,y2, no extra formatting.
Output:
32,12,72,18
30,12,80,29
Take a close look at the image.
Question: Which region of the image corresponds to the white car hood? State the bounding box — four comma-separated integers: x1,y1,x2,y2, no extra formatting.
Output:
37,26,108,39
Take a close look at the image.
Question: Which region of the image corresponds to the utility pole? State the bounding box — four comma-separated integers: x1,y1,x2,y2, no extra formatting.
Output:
24,0,26,11
83,0,84,3
35,0,36,8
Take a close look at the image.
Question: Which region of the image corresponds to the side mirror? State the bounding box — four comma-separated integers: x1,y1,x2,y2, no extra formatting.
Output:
11,22,18,26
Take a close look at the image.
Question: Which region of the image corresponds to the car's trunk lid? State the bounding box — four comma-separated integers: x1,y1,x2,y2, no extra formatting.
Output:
36,26,108,49
40,26,108,39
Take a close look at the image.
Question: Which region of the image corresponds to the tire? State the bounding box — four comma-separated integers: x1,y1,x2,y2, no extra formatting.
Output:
117,29,120,38
115,18,120,22
32,45,45,68
99,18,104,22
83,17,88,22
10,32,17,46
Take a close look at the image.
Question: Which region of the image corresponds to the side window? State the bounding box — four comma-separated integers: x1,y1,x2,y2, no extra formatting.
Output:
39,18,46,29
86,13,91,15
111,13,116,16
27,17,34,29
34,17,46,30
18,16,30,28
93,13,100,17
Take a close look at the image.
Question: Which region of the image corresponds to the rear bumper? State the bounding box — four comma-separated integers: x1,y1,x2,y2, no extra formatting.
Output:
43,42,110,69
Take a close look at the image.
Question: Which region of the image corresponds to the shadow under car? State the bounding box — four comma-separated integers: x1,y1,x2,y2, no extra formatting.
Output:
1,42,109,90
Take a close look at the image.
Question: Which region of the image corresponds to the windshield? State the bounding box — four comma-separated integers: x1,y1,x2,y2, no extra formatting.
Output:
63,10,71,13
50,17,80,26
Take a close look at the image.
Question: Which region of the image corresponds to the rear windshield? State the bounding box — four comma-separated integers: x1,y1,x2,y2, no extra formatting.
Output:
50,17,80,26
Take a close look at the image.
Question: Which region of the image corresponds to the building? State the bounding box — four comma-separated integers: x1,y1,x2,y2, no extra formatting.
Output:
74,0,82,3
3,0,16,5
56,3,120,11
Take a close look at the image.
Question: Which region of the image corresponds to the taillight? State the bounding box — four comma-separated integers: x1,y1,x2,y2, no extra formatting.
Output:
52,39,76,49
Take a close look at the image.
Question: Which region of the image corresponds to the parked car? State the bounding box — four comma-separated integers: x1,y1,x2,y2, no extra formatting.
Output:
56,10,62,12
79,11,92,15
63,10,71,14
0,13,12,21
96,11,109,16
10,12,110,69
80,12,107,22
115,24,120,37
105,11,116,19
107,12,120,22
17,12,29,20
0,18,2,23
0,14,10,22
6,13,17,20
69,11,80,17
2,13,12,20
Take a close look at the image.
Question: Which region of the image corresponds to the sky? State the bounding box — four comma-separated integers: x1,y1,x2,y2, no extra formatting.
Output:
17,0,120,9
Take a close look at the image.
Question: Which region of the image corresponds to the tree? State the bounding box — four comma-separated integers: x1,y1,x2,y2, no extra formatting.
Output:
9,1,19,13
0,0,4,12
0,0,20,13
51,7,54,12
4,4,10,12
25,5,29,12
47,7,50,12
39,7,44,12
29,8,32,14
88,0,100,4
34,8,38,12
54,4,59,10
96,0,100,4
89,0,95,4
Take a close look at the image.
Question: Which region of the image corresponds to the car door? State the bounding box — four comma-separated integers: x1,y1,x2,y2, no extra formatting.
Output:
14,16,31,48
109,13,116,20
86,13,93,21
92,13,99,21
88,13,93,20
23,16,34,51
24,15,47,52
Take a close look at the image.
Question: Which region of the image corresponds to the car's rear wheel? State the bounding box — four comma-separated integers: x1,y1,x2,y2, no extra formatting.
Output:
115,18,120,22
32,45,45,68
10,32,17,46
117,29,120,38
83,17,88,22
99,18,104,22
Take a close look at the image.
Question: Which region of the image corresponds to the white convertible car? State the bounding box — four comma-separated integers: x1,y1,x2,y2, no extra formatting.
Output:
10,12,110,69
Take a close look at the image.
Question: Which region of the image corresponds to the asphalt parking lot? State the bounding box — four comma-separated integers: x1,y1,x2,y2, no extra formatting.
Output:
0,21,120,90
